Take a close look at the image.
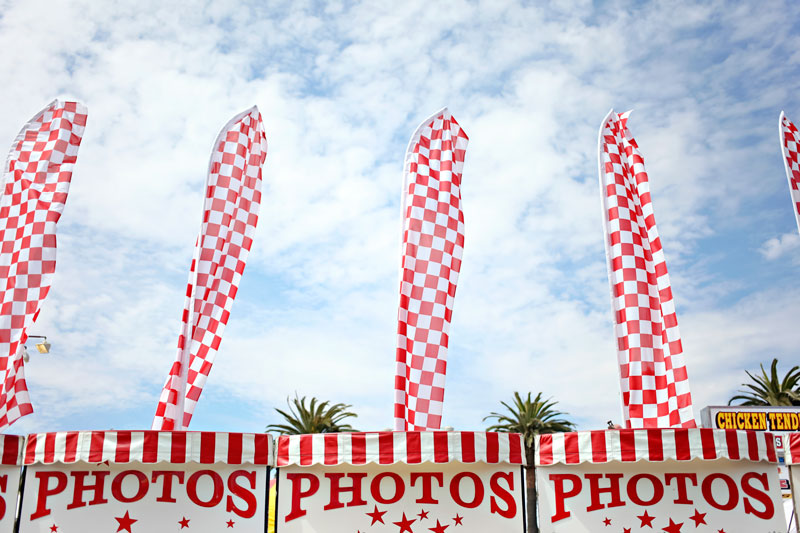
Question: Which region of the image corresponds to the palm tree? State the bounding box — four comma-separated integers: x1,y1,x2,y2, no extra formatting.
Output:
484,392,575,533
266,395,358,434
728,359,800,406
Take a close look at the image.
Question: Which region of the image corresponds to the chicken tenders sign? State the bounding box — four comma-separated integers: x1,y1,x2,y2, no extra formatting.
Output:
274,431,526,532
535,429,787,532
17,431,272,533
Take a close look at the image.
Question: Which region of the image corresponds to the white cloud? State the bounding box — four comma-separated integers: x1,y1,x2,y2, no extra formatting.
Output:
761,232,800,261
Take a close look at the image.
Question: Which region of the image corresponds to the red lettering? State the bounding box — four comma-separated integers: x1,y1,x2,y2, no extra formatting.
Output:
227,470,258,519
489,471,517,519
370,472,405,504
450,472,484,509
410,472,443,504
111,470,148,503
701,473,738,511
324,473,368,510
186,470,224,508
31,471,68,520
151,471,184,503
626,474,664,506
664,473,697,505
741,472,774,520
585,473,625,512
0,475,7,520
285,473,320,522
549,474,582,522
67,471,109,510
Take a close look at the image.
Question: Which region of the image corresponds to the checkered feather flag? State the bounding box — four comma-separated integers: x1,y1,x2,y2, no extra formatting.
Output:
0,100,87,431
394,108,468,431
598,110,696,429
152,107,266,430
779,112,800,234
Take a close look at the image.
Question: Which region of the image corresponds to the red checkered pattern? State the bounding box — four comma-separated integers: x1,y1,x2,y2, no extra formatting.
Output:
275,431,524,467
779,112,800,234
786,433,800,465
394,108,469,431
152,107,267,430
0,100,87,431
24,431,272,465
598,110,696,429
536,428,779,466
0,434,23,465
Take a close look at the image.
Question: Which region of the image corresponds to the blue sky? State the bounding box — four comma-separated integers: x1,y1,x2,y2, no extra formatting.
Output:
0,0,799,434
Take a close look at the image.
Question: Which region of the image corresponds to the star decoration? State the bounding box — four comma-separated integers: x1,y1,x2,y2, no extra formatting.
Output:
689,510,706,527
393,513,416,533
603,517,612,526
428,520,449,533
638,511,655,528
367,505,388,525
115,511,137,533
179,517,190,529
662,518,683,533
717,530,726,533
50,526,58,533
418,509,429,520
453,514,463,526
624,529,631,533
226,520,235,528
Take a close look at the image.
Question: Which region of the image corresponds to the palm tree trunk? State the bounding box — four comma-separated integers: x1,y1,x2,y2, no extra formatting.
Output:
525,447,539,533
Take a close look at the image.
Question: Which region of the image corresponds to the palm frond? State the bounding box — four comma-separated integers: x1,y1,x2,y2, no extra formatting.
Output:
266,394,359,434
729,359,800,407
484,391,575,449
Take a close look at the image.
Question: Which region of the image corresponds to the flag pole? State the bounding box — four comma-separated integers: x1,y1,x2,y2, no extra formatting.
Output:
597,108,628,428
779,111,800,236
393,107,449,432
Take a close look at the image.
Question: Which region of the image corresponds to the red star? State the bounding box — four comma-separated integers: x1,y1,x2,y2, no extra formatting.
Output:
393,513,416,533
226,520,235,528
688,510,706,526
428,520,449,533
367,505,387,525
638,511,656,528
115,511,137,533
717,530,726,533
418,509,429,520
624,529,631,533
603,517,612,526
178,517,190,529
453,514,463,526
50,526,58,533
662,518,683,533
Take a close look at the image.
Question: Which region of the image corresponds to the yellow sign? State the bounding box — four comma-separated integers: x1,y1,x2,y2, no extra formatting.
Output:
715,410,800,432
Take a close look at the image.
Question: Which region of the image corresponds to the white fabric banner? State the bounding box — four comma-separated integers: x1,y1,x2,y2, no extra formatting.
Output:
0,464,21,532
790,464,800,532
537,458,786,532
276,462,524,532
18,462,268,532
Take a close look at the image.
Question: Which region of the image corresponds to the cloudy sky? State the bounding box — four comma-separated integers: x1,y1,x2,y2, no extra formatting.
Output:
1,0,799,435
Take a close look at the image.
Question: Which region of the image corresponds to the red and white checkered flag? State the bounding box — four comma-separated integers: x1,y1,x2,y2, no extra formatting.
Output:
152,107,266,430
598,110,696,429
0,100,87,431
779,112,800,234
394,108,468,431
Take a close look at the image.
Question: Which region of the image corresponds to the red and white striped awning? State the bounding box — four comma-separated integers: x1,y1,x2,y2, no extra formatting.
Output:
275,431,525,467
785,433,800,465
536,429,779,466
0,435,23,466
24,431,273,465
